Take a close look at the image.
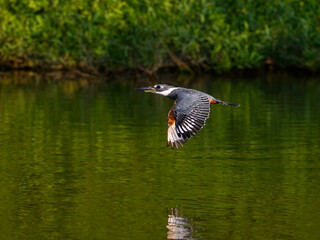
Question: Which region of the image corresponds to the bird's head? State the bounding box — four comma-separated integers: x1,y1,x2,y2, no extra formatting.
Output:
135,84,178,97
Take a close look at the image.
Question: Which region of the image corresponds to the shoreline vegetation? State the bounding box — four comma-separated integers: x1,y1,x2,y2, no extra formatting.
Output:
1,0,319,76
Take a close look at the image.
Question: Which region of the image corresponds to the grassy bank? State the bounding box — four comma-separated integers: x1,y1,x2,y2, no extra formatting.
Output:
0,0,319,73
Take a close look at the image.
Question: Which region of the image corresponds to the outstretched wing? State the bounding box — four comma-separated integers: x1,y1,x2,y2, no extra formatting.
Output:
167,95,211,149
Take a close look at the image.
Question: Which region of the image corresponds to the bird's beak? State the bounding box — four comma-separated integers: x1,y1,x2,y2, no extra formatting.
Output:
135,86,156,93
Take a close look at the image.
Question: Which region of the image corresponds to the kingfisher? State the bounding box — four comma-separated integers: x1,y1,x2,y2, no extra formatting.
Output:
136,84,239,149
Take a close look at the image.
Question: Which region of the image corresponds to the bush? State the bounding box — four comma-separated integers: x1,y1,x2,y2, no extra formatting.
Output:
0,0,319,72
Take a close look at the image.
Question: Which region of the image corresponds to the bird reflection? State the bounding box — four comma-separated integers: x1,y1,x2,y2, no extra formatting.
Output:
167,208,200,240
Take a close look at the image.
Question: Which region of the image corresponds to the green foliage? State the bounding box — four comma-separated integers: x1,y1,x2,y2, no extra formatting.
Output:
0,0,319,71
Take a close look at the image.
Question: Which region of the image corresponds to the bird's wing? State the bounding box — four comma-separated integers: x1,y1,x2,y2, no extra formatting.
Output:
167,95,211,149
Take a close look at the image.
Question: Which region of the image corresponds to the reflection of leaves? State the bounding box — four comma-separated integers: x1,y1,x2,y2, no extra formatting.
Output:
61,81,82,96
0,74,320,239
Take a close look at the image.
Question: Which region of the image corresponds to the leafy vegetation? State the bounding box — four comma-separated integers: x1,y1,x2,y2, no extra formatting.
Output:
0,0,319,72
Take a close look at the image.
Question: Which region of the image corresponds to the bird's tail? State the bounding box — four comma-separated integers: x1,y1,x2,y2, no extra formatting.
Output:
211,99,240,107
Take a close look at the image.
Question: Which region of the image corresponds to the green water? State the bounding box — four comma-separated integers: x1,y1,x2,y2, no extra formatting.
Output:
0,73,319,240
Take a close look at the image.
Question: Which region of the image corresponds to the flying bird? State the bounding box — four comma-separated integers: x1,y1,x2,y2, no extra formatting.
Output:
136,84,239,149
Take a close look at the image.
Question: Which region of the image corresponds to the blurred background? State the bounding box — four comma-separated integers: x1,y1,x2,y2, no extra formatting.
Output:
0,1,320,240
0,0,319,73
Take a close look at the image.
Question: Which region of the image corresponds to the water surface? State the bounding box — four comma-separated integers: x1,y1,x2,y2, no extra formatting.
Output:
0,72,319,239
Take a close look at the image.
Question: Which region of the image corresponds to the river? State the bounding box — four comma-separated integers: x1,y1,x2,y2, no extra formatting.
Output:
0,72,319,239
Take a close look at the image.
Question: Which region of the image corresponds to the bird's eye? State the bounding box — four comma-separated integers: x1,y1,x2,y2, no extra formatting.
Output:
155,85,161,89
